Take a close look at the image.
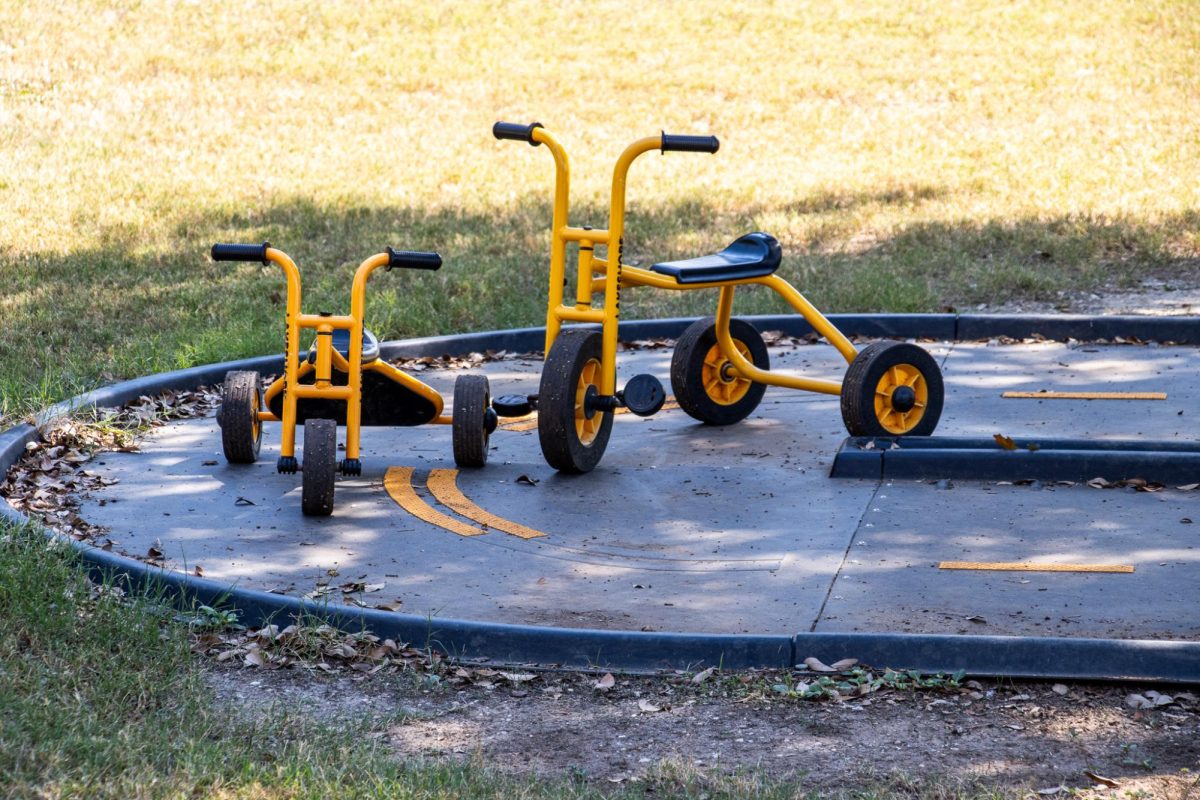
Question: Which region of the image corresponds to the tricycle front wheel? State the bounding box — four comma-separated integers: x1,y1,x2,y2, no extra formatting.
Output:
538,329,613,474
840,342,944,437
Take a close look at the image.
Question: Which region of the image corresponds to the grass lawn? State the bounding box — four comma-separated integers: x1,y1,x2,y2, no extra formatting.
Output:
1,0,1197,422
1,1,1197,796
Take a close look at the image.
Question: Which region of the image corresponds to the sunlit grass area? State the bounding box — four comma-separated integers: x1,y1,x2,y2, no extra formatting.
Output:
1,0,1197,420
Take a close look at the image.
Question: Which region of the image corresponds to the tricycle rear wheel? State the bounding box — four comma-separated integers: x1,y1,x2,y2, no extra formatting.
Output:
301,418,337,516
218,370,262,463
538,329,613,473
671,317,769,425
452,374,493,468
840,342,944,436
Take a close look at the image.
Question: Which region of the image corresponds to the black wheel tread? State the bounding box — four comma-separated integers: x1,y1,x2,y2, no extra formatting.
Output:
301,418,337,516
538,330,613,473
219,370,262,463
452,374,491,468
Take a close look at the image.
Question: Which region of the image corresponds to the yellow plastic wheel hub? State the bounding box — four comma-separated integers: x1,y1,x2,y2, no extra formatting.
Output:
701,341,753,406
873,363,928,434
574,357,603,445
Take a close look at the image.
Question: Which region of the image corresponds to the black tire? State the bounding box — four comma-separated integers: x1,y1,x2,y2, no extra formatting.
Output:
218,370,262,463
537,329,613,473
670,317,769,425
301,418,337,516
840,341,944,436
452,374,491,468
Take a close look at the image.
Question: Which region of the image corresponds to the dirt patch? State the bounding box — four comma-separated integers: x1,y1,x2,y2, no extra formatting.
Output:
207,665,1199,796
982,280,1200,317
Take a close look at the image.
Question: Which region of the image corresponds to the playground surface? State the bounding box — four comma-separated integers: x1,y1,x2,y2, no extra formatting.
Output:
68,335,1199,652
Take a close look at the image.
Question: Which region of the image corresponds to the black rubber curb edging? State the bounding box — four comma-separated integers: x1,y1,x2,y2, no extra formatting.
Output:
2,314,1198,680
833,436,1200,484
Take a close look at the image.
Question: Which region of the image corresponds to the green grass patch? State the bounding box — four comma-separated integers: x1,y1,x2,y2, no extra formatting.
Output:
1,0,1197,422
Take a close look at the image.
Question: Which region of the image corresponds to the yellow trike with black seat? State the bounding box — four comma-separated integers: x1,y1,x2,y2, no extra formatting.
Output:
211,242,496,515
491,121,945,473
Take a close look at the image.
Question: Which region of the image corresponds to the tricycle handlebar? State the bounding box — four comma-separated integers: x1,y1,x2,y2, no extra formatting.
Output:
211,242,271,265
660,133,719,154
386,247,442,271
492,121,543,146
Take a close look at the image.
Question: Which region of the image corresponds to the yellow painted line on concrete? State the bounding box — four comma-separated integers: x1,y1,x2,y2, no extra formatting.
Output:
1002,391,1166,400
383,466,486,537
938,561,1134,573
498,398,681,433
499,415,539,432
427,469,547,539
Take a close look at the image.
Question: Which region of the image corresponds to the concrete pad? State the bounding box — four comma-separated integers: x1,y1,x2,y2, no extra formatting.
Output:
818,480,1200,639
940,342,1196,441
71,338,1200,644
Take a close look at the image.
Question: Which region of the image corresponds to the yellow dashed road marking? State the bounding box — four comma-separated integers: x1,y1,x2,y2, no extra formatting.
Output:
383,466,485,537
1002,391,1166,400
427,469,547,539
938,561,1134,573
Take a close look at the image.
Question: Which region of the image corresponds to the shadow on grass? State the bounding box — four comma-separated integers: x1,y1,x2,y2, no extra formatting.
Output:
0,192,1195,418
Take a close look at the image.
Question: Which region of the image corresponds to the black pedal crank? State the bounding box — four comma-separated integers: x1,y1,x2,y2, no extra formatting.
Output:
339,458,362,476
277,456,298,474
621,374,666,417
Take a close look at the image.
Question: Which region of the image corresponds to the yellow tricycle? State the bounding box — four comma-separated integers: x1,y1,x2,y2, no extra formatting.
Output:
211,243,496,515
491,122,944,473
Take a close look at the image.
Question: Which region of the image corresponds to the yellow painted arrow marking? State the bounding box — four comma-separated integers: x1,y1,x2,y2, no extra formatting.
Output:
498,398,681,432
427,469,547,539
383,466,485,537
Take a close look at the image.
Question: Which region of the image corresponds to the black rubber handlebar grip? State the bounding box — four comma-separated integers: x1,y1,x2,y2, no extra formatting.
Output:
386,247,442,271
660,134,720,154
492,121,543,146
211,242,271,264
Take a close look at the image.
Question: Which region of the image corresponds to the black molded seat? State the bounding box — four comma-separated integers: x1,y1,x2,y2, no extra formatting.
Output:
650,232,781,285
307,327,380,365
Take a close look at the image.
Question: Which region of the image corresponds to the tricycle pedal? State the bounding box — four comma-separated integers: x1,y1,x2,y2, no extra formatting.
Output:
277,456,299,474
339,458,362,476
493,394,536,417
621,373,666,417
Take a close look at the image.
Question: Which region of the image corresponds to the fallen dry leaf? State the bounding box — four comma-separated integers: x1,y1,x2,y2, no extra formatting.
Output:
801,657,836,673
993,433,1017,450
594,673,615,690
1126,693,1154,709
691,667,715,684
637,699,663,713
830,658,859,670
1084,770,1120,789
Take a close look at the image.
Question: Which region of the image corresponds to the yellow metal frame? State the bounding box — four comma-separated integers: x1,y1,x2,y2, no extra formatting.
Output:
528,126,858,400
253,248,447,464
